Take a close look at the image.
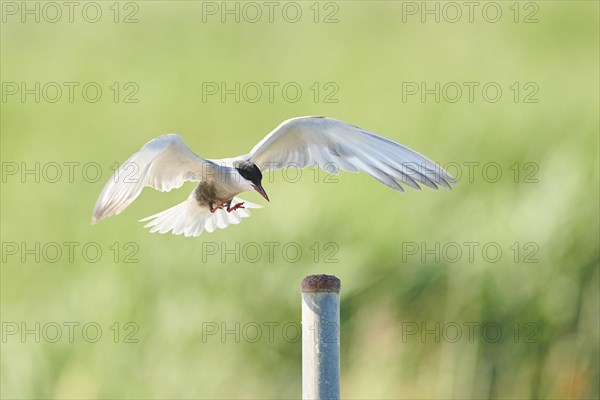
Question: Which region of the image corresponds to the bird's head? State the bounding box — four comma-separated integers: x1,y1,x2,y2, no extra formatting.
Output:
235,161,269,202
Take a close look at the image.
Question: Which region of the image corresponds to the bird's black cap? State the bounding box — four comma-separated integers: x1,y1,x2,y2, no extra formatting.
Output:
235,161,263,186
235,160,269,201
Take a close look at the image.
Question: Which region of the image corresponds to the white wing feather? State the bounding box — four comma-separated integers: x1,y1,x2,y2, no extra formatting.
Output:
92,134,215,224
247,116,456,191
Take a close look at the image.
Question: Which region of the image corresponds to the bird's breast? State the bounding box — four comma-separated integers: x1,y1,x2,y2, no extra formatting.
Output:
194,170,246,207
194,183,219,207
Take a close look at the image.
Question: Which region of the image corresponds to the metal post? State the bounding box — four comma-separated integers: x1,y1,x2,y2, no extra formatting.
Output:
302,274,341,400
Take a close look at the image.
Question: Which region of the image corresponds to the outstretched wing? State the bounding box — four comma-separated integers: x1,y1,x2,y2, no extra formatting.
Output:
247,116,456,191
92,134,216,224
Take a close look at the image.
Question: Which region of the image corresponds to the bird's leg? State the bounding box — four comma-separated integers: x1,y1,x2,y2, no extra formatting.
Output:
210,202,227,213
226,200,245,212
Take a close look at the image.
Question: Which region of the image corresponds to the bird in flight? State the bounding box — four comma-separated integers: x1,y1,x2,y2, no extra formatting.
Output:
92,116,455,237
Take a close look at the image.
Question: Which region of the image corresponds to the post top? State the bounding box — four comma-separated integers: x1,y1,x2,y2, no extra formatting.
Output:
302,274,341,293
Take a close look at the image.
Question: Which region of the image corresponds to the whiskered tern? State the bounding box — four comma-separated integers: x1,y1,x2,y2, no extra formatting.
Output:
92,116,456,237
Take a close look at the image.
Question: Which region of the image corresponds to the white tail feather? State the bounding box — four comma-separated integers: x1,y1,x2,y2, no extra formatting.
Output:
139,193,261,237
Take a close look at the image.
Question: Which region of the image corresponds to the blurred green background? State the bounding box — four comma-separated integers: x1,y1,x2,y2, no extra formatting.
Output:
1,1,598,399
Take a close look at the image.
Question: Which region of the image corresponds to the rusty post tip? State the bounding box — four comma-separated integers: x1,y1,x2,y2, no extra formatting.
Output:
302,274,341,293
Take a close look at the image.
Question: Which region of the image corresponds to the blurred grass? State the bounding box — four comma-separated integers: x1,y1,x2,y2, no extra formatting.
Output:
1,1,599,399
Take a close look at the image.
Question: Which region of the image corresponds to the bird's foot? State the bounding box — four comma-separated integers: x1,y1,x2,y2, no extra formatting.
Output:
210,202,227,213
227,202,245,212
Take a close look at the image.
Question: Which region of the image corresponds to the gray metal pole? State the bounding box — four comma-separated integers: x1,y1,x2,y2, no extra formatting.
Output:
302,275,341,400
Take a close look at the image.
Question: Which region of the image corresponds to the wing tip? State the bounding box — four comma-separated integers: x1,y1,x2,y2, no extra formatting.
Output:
91,211,104,225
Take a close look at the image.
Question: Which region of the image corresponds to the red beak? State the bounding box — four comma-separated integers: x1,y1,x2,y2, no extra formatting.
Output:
252,184,269,202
